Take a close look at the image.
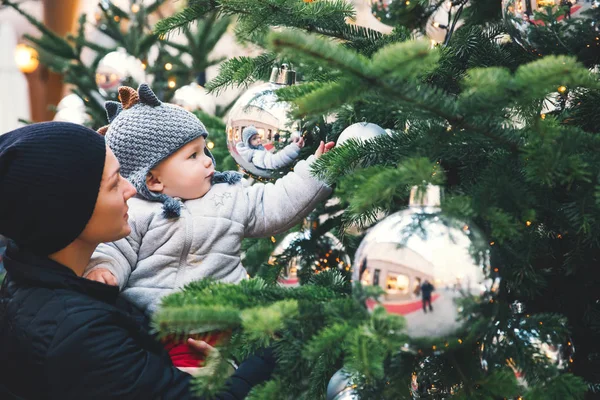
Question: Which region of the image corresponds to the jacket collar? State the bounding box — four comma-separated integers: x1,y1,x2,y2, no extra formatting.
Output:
3,245,119,304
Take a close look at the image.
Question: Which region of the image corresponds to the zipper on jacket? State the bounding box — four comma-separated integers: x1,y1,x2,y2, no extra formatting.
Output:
175,201,194,287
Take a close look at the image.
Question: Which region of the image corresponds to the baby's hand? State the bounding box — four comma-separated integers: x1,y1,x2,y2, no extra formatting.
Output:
86,268,118,286
314,141,335,159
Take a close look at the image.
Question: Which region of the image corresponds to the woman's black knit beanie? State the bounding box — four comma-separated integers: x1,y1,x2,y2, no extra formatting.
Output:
0,122,106,256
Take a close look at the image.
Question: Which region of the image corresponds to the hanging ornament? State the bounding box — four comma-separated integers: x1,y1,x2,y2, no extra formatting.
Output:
95,48,146,96
426,0,468,45
226,64,303,178
327,369,359,400
336,122,388,146
502,0,598,54
172,82,216,115
270,230,352,287
53,94,90,125
353,184,499,339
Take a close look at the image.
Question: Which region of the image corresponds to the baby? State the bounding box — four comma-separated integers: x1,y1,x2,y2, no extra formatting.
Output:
235,125,304,170
85,84,333,370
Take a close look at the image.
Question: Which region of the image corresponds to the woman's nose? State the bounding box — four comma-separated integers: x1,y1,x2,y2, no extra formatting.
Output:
124,179,137,199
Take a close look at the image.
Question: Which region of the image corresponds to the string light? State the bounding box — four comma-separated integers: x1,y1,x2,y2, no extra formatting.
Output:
207,141,215,149
131,3,140,13
168,79,176,89
490,241,495,246
557,85,567,94
165,63,173,71
526,221,532,226
114,16,120,22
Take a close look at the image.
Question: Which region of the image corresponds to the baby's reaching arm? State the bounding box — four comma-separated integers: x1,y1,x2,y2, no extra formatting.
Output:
84,215,143,289
244,141,334,237
252,139,303,170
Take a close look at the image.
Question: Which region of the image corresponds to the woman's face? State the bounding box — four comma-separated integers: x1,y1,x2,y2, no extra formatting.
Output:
79,147,137,245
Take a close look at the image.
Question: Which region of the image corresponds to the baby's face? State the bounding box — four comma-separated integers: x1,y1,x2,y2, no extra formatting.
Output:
250,134,262,147
149,137,214,200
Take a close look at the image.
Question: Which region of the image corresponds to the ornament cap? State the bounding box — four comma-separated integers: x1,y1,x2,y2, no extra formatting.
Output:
409,184,441,208
269,64,296,85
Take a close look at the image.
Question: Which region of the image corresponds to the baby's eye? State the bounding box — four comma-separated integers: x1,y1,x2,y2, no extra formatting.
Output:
189,152,197,159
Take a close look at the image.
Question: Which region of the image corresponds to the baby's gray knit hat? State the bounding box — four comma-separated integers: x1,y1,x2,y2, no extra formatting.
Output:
242,125,264,150
100,83,240,218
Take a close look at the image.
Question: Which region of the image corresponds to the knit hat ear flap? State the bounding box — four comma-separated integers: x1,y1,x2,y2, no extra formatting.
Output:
105,101,123,123
118,86,140,109
138,83,161,107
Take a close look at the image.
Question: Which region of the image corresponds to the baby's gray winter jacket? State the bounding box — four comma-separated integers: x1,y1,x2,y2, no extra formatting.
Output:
85,156,331,315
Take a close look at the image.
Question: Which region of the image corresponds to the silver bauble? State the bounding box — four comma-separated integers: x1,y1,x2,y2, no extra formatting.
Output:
481,325,575,388
353,185,498,339
95,48,146,96
226,64,301,177
172,82,216,115
270,230,351,286
53,94,90,125
502,0,598,53
327,369,359,400
336,122,388,147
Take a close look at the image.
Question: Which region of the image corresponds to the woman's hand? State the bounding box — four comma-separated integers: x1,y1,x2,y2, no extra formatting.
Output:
86,268,118,286
314,141,335,158
186,338,216,357
296,137,305,148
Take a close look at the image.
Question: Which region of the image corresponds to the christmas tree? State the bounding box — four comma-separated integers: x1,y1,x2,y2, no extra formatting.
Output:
151,0,600,398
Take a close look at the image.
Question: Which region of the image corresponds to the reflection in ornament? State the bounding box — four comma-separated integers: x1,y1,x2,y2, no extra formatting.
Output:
53,94,90,125
95,48,146,96
336,122,388,146
226,64,302,177
502,0,599,53
327,369,359,400
172,82,216,115
270,231,351,286
353,185,498,339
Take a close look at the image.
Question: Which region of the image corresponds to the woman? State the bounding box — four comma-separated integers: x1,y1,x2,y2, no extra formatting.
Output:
0,122,275,399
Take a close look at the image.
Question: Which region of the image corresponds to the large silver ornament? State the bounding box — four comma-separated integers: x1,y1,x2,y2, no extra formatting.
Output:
353,185,498,339
502,0,598,53
172,82,216,115
53,94,90,125
336,122,388,146
95,48,146,96
226,64,302,177
327,369,359,400
270,230,351,286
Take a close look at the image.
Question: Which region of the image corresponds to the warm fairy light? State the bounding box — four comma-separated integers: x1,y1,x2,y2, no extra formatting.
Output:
557,234,563,239
168,79,176,88
541,113,546,120
114,16,120,22
526,221,532,226
165,63,173,71
141,63,147,70
405,0,410,4
458,339,463,344
14,44,39,73
131,3,140,13
557,85,567,94
207,141,215,150
490,241,495,246
270,236,276,243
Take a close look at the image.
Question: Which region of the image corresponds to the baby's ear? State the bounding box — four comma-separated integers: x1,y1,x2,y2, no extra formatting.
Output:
145,170,163,193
